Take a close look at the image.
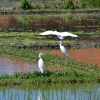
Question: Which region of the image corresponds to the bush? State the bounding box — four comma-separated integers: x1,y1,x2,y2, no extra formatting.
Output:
82,2,87,8
33,3,42,9
63,0,79,10
20,0,32,10
44,3,50,9
63,2,68,9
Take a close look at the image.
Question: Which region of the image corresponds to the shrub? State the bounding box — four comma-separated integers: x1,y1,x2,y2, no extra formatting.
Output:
20,0,32,10
33,3,42,9
63,2,68,9
82,2,87,8
63,0,79,10
44,3,50,9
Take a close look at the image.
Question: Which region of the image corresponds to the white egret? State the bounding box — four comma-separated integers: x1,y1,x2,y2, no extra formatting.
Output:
59,41,68,57
38,53,44,74
40,30,78,40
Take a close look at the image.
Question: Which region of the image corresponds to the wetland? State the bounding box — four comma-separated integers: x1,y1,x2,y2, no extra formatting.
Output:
0,12,100,99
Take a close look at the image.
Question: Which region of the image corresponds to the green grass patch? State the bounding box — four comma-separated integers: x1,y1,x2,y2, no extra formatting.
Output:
0,69,100,85
0,32,76,46
0,46,100,85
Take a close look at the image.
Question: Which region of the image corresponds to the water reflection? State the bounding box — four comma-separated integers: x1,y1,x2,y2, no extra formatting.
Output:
0,84,100,100
0,55,63,75
0,56,39,75
38,90,43,100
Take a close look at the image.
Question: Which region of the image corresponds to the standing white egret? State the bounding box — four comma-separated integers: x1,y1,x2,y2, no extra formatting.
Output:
38,53,44,74
59,41,68,57
40,30,78,40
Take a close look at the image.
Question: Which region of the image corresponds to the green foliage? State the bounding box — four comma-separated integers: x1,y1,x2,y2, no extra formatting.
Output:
0,46,99,73
82,2,87,8
81,0,100,8
33,3,42,9
0,69,100,85
0,46,100,85
63,0,79,10
17,16,32,25
43,3,50,9
63,2,68,9
20,0,32,10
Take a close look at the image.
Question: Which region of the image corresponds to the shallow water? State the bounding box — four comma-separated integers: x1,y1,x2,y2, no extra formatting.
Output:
0,55,61,75
0,83,100,100
0,56,39,75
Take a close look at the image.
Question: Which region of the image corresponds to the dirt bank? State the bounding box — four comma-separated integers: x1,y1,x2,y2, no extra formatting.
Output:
0,9,100,15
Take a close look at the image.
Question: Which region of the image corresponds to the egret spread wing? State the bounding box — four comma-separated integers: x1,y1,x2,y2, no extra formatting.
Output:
40,30,58,35
59,32,78,37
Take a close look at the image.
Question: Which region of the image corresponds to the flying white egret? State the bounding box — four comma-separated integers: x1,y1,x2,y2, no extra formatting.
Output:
59,41,68,57
38,53,44,74
40,30,78,40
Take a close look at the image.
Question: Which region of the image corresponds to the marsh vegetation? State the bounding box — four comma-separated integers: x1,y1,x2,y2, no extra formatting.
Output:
0,1,100,99
0,13,99,85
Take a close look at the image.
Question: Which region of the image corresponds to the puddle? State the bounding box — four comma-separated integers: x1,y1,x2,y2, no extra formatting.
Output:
0,55,61,75
0,56,39,75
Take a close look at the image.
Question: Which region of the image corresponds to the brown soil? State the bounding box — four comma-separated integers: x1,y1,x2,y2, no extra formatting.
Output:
47,48,100,68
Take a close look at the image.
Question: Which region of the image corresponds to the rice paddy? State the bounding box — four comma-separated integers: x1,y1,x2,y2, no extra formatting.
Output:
0,13,100,86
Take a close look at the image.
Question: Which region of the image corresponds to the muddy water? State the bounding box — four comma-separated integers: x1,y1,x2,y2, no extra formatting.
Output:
38,48,100,68
0,14,100,32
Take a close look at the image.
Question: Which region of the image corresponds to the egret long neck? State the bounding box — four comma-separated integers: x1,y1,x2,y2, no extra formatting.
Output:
60,42,62,46
39,55,42,59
